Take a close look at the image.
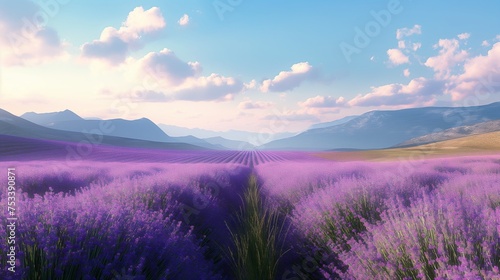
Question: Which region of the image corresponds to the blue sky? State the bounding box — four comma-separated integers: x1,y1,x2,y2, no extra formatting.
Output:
1,0,500,132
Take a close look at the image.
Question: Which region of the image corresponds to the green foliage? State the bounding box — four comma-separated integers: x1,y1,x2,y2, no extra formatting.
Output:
225,175,289,280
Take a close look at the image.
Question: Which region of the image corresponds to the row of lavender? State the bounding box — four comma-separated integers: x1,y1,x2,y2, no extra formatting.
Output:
0,149,316,279
0,161,252,279
6,139,316,165
1,153,499,279
255,156,500,279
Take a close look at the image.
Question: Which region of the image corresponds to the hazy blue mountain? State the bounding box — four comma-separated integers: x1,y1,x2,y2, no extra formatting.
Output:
20,111,221,149
159,124,220,138
21,109,83,125
262,102,500,150
203,136,256,150
173,135,227,150
308,115,359,130
1,109,204,150
396,119,500,147
159,124,296,144
44,118,171,142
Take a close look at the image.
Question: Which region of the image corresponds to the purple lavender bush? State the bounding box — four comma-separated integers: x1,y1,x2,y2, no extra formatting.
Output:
255,155,500,279
1,152,499,279
0,160,252,279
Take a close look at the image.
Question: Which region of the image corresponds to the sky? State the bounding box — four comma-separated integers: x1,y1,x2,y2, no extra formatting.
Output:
1,0,500,133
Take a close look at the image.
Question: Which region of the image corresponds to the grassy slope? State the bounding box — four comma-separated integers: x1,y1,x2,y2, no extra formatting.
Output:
314,131,500,161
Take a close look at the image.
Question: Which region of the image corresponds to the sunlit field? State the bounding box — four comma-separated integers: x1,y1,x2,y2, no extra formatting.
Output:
3,0,500,279
1,150,499,279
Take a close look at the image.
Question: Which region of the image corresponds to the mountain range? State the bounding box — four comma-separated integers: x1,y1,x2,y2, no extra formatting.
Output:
158,124,296,144
0,109,202,150
21,111,238,150
396,120,500,147
308,115,359,130
261,102,500,150
3,101,500,152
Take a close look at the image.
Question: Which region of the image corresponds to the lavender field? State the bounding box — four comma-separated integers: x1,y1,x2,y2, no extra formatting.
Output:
1,151,499,279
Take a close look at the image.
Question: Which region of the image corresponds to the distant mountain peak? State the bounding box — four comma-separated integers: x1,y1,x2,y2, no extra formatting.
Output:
21,109,83,125
308,115,359,130
263,101,500,151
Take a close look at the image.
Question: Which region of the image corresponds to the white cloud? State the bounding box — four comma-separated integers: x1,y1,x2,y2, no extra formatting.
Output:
81,7,166,65
299,95,346,108
412,42,422,51
396,24,422,40
238,100,273,110
244,79,257,90
128,47,244,102
124,7,166,35
352,39,500,105
132,72,244,102
348,77,443,107
0,0,66,66
387,49,409,65
446,42,500,100
138,48,200,87
457,33,470,40
131,90,170,102
482,40,490,47
260,62,317,92
262,111,320,122
178,14,190,26
398,40,406,49
425,38,468,79
173,74,244,101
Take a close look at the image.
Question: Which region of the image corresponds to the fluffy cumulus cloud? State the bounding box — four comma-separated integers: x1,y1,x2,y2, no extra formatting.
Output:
81,7,166,65
131,80,243,103
138,48,201,86
387,48,409,65
0,0,66,65
244,79,258,90
131,90,170,102
296,78,443,111
340,36,500,107
457,33,470,40
129,46,245,102
425,38,468,79
260,62,317,92
388,25,421,67
412,42,422,51
238,100,273,110
173,74,244,101
446,42,500,100
178,14,190,26
299,95,346,108
348,77,444,107
396,24,422,40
